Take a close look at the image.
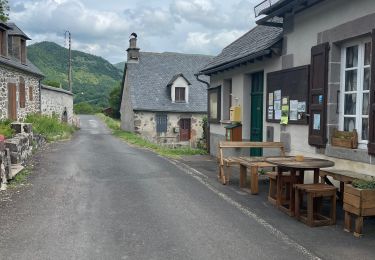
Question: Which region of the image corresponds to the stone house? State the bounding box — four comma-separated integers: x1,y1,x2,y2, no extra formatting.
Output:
0,22,43,121
120,35,212,146
198,0,375,173
41,85,73,124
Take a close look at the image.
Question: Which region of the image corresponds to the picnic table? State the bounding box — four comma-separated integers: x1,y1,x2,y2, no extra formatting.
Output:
265,156,335,215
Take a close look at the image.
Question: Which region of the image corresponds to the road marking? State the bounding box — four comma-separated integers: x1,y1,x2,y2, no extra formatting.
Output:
166,158,322,260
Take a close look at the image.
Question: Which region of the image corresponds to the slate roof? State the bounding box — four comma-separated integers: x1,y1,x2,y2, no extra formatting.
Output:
7,23,31,40
126,52,212,113
200,25,283,74
0,56,44,77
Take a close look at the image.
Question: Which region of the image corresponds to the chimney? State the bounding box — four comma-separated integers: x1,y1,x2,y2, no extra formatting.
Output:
127,32,140,63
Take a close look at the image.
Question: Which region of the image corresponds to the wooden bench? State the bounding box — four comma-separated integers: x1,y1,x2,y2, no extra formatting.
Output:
218,141,285,185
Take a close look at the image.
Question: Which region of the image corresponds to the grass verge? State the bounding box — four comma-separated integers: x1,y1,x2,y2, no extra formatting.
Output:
25,113,77,141
96,113,207,158
7,167,31,189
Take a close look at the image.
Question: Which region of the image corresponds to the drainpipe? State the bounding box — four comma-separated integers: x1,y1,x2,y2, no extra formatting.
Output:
39,79,42,113
195,73,211,153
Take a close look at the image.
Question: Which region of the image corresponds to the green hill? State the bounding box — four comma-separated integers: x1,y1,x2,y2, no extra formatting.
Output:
114,62,125,71
27,41,123,107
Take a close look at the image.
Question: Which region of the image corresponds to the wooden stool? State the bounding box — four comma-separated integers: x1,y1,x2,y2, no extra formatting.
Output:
266,172,295,207
294,183,337,227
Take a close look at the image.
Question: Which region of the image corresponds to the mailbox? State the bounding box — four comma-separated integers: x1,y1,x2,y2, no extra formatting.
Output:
224,124,242,141
230,106,241,122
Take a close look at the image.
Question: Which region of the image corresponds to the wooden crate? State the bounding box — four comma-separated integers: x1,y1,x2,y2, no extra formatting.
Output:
331,129,358,149
343,184,375,237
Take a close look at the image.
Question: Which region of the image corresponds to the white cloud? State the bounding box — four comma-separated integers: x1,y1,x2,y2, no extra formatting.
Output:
9,0,258,63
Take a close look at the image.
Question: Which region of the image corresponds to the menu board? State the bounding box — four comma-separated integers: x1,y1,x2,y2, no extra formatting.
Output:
266,65,310,125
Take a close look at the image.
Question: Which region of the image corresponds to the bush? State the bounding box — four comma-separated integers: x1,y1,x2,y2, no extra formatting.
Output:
25,113,75,141
108,85,122,118
352,179,375,189
0,119,14,138
74,102,101,114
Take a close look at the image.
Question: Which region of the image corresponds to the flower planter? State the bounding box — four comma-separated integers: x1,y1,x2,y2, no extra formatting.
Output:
343,184,375,237
331,129,358,149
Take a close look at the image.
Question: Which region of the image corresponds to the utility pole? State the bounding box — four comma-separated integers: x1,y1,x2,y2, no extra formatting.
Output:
65,31,72,92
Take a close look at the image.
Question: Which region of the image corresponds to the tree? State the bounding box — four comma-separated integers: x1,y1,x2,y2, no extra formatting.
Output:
108,84,122,118
0,0,9,22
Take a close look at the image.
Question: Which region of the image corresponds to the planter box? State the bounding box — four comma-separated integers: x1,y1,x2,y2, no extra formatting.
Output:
343,184,375,237
331,129,358,149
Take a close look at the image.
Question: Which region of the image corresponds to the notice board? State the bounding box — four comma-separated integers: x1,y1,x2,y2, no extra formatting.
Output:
266,65,310,125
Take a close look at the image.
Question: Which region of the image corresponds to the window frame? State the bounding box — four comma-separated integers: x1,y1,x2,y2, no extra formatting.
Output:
208,86,221,124
339,38,371,148
175,87,186,103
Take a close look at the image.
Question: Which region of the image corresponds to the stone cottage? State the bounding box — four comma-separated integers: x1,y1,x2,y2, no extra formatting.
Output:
198,0,375,174
41,85,74,124
0,22,43,121
120,34,212,147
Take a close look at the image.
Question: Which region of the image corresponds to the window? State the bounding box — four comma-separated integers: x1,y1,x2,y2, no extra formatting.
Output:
340,40,371,146
175,87,185,102
208,86,221,123
29,86,33,101
19,77,26,108
156,113,167,133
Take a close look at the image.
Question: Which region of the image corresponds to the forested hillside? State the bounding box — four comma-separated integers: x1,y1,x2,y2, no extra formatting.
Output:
28,41,122,107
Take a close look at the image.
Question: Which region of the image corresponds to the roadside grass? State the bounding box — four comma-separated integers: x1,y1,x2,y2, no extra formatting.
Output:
25,113,77,141
7,167,31,189
96,113,207,158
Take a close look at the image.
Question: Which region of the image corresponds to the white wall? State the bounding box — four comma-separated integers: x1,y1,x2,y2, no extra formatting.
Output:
41,86,73,124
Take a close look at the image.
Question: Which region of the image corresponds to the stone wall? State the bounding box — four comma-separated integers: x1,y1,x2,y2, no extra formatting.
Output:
41,85,74,124
0,65,41,121
134,111,206,147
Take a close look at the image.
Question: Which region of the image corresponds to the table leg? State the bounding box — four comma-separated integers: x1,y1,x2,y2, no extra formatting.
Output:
239,164,247,188
290,168,297,215
276,167,283,207
299,170,305,184
250,165,259,195
313,168,319,184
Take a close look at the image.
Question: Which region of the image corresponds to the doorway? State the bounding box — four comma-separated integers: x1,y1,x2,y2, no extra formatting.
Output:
250,72,264,156
179,118,191,141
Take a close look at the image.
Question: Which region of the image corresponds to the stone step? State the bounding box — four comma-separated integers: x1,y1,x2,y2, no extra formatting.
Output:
10,164,24,179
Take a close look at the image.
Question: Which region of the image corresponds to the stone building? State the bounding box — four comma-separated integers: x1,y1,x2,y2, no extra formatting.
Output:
0,22,44,121
120,34,212,147
41,85,73,124
198,0,375,173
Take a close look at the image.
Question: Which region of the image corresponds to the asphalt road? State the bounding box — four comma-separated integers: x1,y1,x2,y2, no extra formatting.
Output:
0,115,316,260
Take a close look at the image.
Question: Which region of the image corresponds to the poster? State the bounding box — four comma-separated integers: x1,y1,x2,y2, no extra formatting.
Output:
268,93,274,105
290,100,298,111
297,102,306,112
274,90,281,100
280,105,289,125
275,110,281,120
290,110,298,121
268,106,273,119
282,97,288,105
274,100,281,110
313,114,321,130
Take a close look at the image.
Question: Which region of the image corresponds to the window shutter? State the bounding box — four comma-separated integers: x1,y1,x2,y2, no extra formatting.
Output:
156,113,167,133
308,42,329,147
29,86,33,101
19,81,26,108
368,29,375,155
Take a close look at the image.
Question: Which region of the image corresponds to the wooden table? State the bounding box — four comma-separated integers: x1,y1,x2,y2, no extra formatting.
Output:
265,156,335,215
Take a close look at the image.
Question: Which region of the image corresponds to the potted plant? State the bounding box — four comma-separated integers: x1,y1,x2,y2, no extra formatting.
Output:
343,179,375,237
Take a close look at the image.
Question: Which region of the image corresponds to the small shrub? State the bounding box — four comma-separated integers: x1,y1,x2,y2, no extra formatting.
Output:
352,179,375,190
0,119,14,138
25,113,75,141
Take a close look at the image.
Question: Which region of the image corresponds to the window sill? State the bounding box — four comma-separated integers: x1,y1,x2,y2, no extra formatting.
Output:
325,144,373,164
220,120,232,124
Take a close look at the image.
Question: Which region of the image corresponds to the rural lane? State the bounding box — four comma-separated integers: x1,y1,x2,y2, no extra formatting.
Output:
0,115,312,259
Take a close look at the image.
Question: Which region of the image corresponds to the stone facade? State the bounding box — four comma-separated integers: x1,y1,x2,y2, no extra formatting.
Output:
41,85,74,124
0,65,41,121
134,111,206,147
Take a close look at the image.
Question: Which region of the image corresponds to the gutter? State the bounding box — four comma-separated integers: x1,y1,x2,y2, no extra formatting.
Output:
194,73,210,89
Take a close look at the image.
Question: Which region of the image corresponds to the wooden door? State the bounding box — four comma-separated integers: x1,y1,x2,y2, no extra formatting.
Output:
250,72,264,156
179,118,191,141
8,83,17,120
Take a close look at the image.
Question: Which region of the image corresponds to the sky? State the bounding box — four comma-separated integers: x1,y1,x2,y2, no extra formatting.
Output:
9,0,260,64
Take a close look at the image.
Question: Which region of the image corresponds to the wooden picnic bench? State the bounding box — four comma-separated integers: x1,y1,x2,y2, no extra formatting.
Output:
218,141,285,185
